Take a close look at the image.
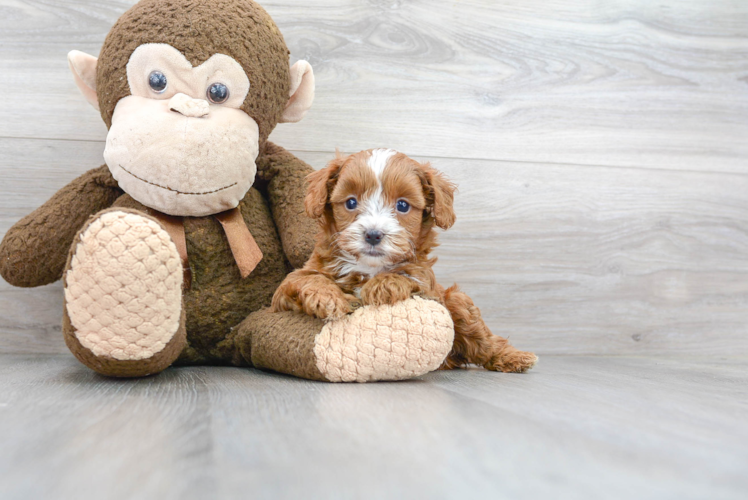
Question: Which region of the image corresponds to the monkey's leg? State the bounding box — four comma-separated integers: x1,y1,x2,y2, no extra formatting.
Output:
229,297,455,382
62,208,186,377
440,286,538,373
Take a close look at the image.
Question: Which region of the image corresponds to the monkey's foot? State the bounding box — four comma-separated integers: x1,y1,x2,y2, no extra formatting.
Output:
234,297,455,382
63,209,186,377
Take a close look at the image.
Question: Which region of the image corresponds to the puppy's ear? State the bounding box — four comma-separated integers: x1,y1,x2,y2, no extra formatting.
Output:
305,153,345,219
421,162,457,229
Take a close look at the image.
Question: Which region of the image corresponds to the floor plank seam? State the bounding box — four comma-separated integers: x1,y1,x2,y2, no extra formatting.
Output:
1,135,746,177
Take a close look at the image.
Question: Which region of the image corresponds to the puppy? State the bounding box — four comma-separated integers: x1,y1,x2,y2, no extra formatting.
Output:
272,149,537,373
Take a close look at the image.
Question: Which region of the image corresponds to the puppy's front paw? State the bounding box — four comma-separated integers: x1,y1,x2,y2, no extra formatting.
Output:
302,287,353,320
360,274,414,307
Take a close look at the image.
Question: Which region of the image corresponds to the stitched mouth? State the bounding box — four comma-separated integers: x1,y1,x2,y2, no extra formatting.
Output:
118,164,238,195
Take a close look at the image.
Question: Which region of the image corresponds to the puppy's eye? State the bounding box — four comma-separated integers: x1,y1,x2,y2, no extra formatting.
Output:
207,83,229,104
148,71,168,93
345,198,358,210
396,200,410,213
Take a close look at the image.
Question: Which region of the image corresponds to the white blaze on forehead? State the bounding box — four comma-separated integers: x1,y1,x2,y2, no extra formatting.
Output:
360,148,398,222
360,148,397,232
366,149,397,180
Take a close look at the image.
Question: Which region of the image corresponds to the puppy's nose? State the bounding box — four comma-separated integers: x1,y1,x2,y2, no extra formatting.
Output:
365,230,383,246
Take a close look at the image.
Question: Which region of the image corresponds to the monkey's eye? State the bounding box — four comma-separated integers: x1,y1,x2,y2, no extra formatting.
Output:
396,200,410,213
148,71,167,93
345,198,358,210
207,83,230,104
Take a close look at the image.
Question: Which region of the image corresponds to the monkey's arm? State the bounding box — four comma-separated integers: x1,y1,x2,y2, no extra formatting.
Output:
256,142,317,268
0,165,122,287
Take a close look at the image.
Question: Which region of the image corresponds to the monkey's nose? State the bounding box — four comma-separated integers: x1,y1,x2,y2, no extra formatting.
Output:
365,230,383,247
168,93,210,118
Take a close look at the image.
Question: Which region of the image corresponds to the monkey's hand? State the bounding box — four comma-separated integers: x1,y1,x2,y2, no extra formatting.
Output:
360,273,419,307
0,165,121,287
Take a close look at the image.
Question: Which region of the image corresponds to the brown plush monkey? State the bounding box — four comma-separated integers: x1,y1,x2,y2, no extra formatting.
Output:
0,0,454,381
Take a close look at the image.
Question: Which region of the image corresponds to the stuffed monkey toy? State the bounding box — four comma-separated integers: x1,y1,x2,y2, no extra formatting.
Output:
0,0,454,381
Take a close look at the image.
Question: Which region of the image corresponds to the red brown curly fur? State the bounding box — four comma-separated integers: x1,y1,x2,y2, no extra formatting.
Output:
272,149,537,373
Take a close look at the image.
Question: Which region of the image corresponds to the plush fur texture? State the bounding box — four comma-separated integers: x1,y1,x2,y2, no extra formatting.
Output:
62,208,189,377
96,0,291,150
231,308,329,381
272,150,538,373
0,165,123,287
65,210,185,361
234,297,454,383
110,187,290,365
311,296,454,382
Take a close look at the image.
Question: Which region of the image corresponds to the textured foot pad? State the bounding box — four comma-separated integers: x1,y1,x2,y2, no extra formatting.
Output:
314,297,455,382
64,211,183,362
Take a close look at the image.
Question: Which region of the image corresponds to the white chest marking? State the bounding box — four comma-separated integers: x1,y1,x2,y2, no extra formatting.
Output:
335,257,392,279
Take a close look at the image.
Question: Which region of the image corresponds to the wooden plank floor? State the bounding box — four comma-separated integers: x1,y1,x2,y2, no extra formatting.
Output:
1,354,746,500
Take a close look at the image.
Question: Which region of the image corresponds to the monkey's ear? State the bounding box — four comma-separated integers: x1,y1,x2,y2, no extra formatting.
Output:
280,60,314,123
304,154,345,219
68,50,99,111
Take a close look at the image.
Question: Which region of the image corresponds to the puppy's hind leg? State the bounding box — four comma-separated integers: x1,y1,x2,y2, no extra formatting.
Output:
440,285,537,373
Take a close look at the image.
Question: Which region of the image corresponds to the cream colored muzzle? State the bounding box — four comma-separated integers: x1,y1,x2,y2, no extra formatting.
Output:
104,95,260,217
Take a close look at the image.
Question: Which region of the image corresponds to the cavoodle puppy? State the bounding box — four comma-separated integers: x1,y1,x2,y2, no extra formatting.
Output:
272,149,537,373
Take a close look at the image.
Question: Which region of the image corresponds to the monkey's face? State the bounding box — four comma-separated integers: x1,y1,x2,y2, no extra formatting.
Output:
68,0,315,217
103,44,258,217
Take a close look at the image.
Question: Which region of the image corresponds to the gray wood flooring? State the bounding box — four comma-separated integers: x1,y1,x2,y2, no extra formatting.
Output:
0,0,746,498
1,354,746,500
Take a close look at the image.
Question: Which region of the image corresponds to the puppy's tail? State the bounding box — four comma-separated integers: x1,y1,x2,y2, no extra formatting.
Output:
440,285,537,373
